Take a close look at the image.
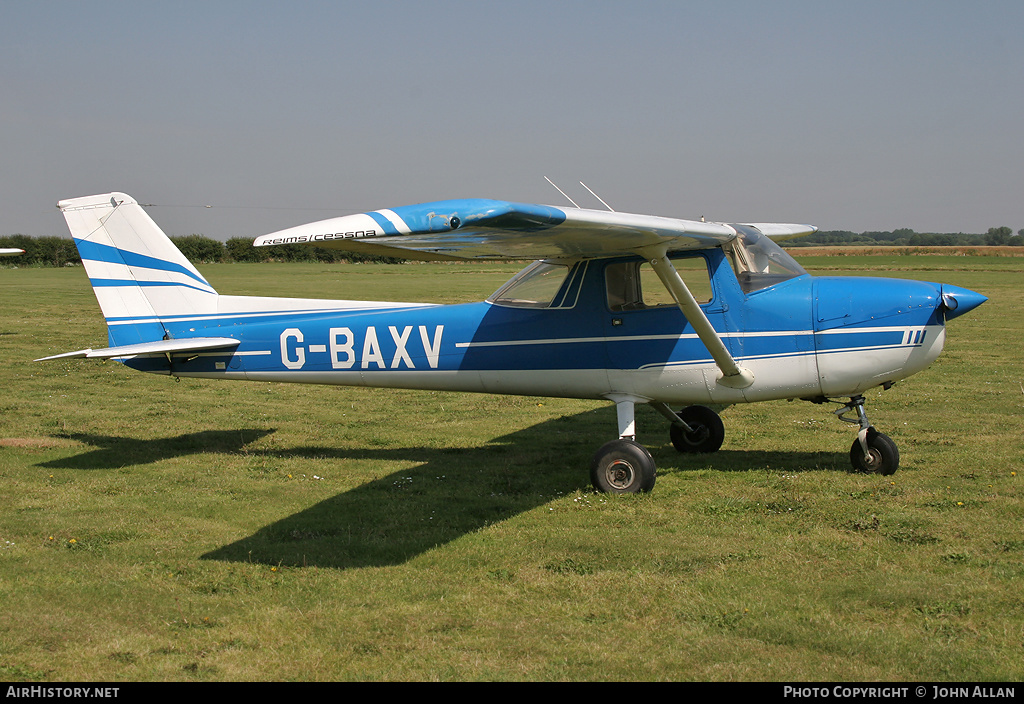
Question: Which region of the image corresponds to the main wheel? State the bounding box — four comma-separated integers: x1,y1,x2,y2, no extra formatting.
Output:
670,405,725,454
590,439,656,494
849,429,899,475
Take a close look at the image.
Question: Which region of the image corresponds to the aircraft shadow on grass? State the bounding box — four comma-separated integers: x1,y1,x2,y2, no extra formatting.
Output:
38,428,277,470
200,408,841,571
37,409,839,570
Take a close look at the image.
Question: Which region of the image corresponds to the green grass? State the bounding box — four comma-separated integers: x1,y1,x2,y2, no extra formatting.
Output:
0,257,1021,681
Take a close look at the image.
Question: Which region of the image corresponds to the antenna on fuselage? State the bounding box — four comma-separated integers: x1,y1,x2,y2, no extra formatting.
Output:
544,177,581,208
579,182,614,212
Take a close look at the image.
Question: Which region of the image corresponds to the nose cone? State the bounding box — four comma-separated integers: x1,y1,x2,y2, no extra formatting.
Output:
940,284,987,321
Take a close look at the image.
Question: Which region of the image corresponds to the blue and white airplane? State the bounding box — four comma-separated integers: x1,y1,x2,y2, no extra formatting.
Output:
40,192,987,493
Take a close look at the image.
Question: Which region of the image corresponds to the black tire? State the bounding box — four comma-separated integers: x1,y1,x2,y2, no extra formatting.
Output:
849,429,899,475
670,405,725,454
590,439,656,494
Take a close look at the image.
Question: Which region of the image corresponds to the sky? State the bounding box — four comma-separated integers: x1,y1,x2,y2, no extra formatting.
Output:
3,1,1022,240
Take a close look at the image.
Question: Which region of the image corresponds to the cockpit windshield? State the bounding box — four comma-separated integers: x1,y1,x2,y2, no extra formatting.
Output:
725,225,808,294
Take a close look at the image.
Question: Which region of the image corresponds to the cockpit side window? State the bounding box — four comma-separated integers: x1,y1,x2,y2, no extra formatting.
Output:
724,226,808,294
606,255,712,312
489,261,571,308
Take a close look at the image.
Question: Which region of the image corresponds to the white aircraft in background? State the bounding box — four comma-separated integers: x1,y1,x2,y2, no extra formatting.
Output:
40,192,986,493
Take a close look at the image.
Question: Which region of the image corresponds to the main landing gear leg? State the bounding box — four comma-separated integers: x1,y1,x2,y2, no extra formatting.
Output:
591,397,656,494
835,395,899,476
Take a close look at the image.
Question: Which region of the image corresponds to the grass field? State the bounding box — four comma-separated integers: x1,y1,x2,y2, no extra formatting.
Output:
0,255,1021,682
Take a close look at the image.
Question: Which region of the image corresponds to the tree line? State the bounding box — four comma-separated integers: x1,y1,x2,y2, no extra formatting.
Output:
0,234,403,266
3,226,1022,267
789,226,1024,247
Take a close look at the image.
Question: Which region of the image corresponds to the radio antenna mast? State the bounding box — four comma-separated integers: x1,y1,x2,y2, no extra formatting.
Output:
579,181,614,212
544,177,580,208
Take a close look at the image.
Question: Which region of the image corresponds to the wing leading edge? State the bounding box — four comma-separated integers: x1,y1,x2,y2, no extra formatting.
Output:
252,199,816,261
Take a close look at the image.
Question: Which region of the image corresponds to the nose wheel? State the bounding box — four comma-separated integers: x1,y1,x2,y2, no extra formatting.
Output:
836,395,900,476
849,428,899,475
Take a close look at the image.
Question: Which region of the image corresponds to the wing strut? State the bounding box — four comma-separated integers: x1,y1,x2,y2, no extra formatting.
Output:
639,245,754,389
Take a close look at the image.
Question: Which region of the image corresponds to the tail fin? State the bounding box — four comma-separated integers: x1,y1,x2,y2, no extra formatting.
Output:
59,192,219,346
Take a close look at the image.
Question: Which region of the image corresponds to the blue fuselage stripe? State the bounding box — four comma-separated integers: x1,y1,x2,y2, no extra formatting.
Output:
114,296,938,377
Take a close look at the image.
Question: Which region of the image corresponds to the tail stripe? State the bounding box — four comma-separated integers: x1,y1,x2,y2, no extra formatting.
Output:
88,278,217,294
75,238,212,288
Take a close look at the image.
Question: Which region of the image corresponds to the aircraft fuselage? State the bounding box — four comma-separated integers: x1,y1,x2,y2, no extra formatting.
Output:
122,248,954,406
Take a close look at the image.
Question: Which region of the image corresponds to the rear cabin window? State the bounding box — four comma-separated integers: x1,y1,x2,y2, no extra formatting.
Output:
606,256,713,312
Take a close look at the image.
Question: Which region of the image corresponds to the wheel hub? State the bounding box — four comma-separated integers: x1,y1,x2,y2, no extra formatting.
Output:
606,459,635,489
685,424,709,444
863,447,883,470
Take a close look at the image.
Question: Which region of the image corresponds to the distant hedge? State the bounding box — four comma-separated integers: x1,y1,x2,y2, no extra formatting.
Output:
0,235,81,266
788,227,1023,247
8,228,1020,267
222,237,404,263
171,235,229,263
0,234,405,266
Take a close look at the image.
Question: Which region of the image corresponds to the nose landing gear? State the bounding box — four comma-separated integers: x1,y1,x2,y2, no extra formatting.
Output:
835,395,900,476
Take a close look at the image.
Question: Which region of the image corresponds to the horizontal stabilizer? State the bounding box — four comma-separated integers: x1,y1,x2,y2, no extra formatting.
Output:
36,337,240,361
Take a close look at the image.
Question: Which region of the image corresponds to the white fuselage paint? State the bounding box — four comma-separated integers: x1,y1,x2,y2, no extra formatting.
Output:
175,323,945,407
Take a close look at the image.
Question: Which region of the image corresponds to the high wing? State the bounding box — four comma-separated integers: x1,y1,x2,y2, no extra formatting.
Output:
252,199,816,261
253,198,817,390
